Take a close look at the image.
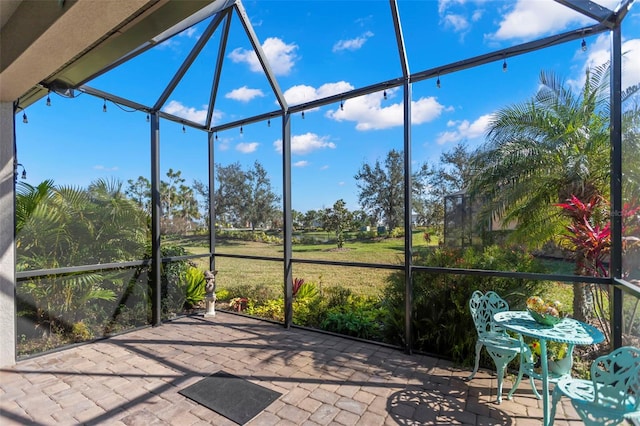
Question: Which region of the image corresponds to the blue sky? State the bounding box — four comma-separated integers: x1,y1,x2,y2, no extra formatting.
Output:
16,0,640,213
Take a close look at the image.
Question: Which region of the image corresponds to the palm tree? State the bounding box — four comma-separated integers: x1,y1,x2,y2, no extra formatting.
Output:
16,178,148,333
469,62,639,322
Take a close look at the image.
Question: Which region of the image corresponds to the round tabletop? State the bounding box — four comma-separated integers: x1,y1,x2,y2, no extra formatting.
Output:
493,311,605,345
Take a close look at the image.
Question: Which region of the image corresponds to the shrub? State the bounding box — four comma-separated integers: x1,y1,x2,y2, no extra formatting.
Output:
216,230,283,245
183,267,206,308
389,227,404,238
295,281,320,300
294,235,319,245
221,283,279,312
216,288,231,301
320,295,384,340
356,230,377,240
324,286,352,309
71,321,93,342
382,245,547,366
248,299,284,321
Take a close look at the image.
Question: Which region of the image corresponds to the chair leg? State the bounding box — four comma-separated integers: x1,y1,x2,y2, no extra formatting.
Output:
496,363,506,404
487,349,519,404
507,356,525,400
467,341,483,381
549,386,562,424
529,376,542,399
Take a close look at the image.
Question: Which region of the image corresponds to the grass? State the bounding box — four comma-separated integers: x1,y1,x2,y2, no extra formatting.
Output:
181,232,422,297
168,231,579,303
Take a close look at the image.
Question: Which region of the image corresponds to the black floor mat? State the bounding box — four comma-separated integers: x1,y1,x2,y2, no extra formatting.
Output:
179,371,282,425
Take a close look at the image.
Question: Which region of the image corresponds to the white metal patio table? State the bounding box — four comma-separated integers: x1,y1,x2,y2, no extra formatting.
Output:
493,310,605,426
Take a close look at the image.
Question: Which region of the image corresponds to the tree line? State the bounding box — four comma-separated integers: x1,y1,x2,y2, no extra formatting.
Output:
117,147,475,238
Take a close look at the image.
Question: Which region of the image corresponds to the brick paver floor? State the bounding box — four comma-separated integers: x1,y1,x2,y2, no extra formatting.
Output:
0,312,583,425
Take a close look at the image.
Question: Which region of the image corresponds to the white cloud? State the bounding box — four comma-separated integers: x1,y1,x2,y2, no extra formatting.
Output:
436,113,493,145
157,26,199,50
333,31,374,52
228,37,298,76
293,160,309,167
621,39,640,89
569,35,640,91
283,81,354,106
93,165,119,171
162,100,208,124
273,132,337,155
438,0,465,15
355,15,374,27
438,0,487,35
320,165,330,170
443,14,469,32
236,142,259,153
326,89,449,131
488,0,619,41
216,138,230,151
225,86,265,102
338,181,345,186
182,27,198,38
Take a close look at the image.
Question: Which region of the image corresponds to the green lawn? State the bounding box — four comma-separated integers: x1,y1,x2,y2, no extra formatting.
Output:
178,232,425,297
169,231,577,303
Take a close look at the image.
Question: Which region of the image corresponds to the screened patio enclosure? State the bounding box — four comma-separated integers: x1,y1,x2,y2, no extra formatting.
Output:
7,0,640,366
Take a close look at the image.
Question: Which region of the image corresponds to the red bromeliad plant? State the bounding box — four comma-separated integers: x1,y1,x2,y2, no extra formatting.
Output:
556,195,611,277
557,195,640,277
556,195,640,343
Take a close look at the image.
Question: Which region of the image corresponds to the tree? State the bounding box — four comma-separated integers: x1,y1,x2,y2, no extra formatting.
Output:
354,149,429,231
419,142,474,233
291,209,304,230
125,176,151,214
173,183,200,234
469,63,639,322
351,209,372,230
214,161,280,229
321,199,354,249
214,162,247,227
301,209,319,230
15,178,147,330
192,179,210,227
244,161,280,230
87,178,149,261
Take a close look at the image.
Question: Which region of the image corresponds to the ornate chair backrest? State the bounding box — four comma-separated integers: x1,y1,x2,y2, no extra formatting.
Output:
469,290,510,337
590,346,640,412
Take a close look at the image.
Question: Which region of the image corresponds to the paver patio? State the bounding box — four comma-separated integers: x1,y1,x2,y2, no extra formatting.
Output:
0,312,583,425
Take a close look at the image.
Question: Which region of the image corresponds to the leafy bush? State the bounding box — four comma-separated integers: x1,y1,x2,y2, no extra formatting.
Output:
216,288,231,301
293,235,319,245
221,283,279,311
248,299,284,321
322,286,351,309
295,281,320,300
389,227,405,238
71,321,93,342
383,245,547,365
321,310,383,340
320,294,384,340
159,245,192,318
216,230,283,245
183,267,206,308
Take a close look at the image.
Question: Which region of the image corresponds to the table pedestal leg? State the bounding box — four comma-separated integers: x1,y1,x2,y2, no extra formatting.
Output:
540,339,550,426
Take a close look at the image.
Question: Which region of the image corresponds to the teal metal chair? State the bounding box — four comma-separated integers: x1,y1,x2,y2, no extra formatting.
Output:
550,346,640,426
467,290,524,403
